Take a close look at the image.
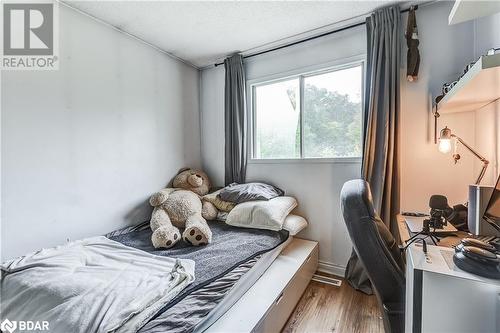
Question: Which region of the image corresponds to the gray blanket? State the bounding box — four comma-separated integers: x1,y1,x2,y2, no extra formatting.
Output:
107,220,289,313
140,256,260,333
1,236,195,333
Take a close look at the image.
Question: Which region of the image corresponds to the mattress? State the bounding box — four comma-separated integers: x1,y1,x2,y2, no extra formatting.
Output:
106,220,289,332
140,237,291,333
194,236,292,332
139,256,262,333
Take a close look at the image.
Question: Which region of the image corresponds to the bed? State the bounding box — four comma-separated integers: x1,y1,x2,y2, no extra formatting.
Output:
1,219,318,333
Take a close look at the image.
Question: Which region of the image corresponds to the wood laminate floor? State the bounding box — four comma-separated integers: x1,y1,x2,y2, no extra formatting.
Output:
282,278,384,333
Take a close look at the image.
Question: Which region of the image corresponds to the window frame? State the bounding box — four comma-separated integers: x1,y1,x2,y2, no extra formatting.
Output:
247,56,366,164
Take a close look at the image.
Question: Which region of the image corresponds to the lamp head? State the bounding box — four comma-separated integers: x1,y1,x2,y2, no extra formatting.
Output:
435,126,489,185
438,126,452,153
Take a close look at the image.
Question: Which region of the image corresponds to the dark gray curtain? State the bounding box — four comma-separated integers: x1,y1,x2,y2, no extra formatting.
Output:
346,5,402,294
224,54,247,186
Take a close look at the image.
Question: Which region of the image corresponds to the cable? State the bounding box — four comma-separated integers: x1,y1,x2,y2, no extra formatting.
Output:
400,237,429,253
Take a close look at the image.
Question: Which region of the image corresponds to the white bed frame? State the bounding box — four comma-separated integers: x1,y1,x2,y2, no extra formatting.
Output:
206,238,319,333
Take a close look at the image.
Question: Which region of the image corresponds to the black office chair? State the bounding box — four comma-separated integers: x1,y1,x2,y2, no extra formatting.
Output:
340,179,405,333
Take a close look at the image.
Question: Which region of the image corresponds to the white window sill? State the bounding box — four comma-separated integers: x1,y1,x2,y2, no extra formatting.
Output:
247,157,362,165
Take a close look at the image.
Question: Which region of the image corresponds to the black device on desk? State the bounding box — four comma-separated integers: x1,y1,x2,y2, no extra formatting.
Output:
483,175,500,234
426,195,450,229
401,196,453,250
426,194,469,231
482,176,500,251
453,237,500,279
453,174,500,279
404,195,465,231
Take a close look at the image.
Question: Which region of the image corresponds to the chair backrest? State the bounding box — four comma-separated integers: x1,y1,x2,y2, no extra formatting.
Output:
340,179,405,304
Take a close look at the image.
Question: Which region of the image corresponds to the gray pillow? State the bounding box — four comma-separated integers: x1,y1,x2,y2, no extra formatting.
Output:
219,182,284,204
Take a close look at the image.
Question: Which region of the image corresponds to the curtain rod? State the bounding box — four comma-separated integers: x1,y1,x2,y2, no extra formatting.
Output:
214,5,418,67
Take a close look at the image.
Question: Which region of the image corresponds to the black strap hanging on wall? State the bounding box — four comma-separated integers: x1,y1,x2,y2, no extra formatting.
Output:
405,5,420,82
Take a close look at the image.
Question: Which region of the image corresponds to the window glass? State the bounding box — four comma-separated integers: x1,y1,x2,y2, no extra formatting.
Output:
303,66,363,158
251,64,363,160
254,78,300,159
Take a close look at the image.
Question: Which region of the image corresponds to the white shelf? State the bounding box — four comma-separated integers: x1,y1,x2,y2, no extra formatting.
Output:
449,0,500,25
437,53,500,114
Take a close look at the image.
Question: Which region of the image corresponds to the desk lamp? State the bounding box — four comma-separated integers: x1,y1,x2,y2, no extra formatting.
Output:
438,126,489,184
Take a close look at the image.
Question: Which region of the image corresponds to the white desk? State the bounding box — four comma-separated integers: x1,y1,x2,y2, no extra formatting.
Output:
405,244,500,333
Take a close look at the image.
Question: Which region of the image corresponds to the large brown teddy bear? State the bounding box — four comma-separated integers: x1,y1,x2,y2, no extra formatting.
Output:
149,168,218,248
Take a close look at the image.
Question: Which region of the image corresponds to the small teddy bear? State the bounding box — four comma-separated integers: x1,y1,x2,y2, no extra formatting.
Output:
149,168,218,249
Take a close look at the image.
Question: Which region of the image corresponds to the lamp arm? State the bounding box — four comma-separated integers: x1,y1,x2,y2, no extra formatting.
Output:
475,163,489,185
451,134,489,184
451,135,488,162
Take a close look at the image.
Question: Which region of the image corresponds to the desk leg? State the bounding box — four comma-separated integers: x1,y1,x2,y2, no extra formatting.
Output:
412,269,423,333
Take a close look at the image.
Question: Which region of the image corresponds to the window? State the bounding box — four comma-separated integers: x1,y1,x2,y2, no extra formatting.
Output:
251,63,363,160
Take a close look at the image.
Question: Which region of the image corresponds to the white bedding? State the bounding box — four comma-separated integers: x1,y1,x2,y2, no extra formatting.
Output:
217,213,308,235
282,214,308,235
225,196,298,231
1,236,195,333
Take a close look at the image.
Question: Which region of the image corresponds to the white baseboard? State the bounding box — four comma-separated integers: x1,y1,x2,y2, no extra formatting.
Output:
317,260,346,278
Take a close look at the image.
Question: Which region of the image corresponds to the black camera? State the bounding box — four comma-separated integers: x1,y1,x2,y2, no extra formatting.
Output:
424,195,452,231
424,209,447,230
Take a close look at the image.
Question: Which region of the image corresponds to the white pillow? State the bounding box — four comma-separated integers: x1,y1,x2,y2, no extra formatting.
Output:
225,196,297,231
283,214,308,235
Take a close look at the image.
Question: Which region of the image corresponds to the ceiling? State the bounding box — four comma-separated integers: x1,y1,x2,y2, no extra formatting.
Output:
66,1,399,68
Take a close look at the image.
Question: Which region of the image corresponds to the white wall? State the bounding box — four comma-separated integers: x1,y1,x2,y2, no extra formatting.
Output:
1,5,201,260
400,2,478,212
474,100,500,186
473,11,500,59
472,11,500,186
201,27,366,276
401,4,500,214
